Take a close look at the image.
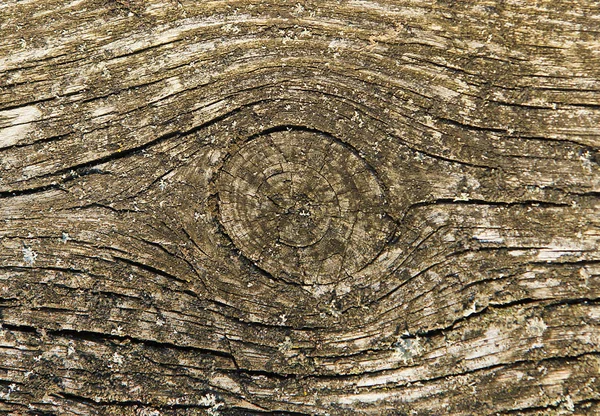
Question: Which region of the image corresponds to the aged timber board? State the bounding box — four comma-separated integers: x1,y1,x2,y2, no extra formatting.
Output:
0,0,599,415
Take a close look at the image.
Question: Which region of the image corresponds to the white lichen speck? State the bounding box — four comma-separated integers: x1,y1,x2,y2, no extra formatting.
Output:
393,335,424,364
22,246,37,265
526,317,547,337
199,393,223,416
112,352,124,365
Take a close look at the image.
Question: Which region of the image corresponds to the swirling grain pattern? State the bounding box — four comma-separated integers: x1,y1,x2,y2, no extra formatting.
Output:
0,0,599,415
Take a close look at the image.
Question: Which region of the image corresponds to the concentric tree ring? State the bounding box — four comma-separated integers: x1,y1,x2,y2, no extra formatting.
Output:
217,129,393,286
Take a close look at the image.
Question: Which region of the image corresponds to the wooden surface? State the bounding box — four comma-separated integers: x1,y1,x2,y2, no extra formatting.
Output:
1,1,599,414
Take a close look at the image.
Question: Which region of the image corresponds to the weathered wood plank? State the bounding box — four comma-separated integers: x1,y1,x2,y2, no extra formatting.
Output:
1,0,599,414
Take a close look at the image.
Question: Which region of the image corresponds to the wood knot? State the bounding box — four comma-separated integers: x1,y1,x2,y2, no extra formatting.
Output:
216,129,393,285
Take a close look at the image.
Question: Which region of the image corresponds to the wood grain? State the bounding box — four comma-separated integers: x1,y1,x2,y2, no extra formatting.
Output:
1,0,599,414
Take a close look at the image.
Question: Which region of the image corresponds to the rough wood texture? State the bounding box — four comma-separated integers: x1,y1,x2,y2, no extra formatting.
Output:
1,1,599,415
